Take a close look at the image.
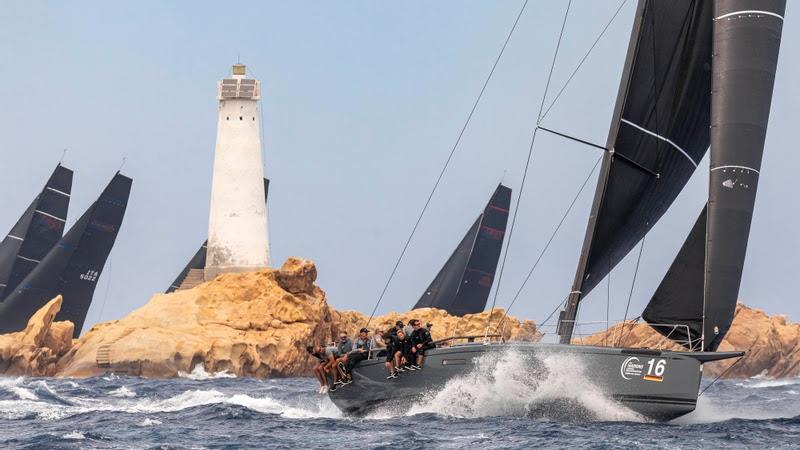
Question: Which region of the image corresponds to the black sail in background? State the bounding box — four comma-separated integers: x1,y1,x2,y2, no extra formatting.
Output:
559,0,713,343
0,164,73,300
166,241,207,293
165,178,269,293
703,0,785,352
0,173,132,337
643,205,706,349
414,184,511,316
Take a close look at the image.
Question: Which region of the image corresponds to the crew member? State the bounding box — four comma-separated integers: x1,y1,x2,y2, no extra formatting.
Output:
306,345,328,393
410,319,434,369
344,328,372,376
385,330,398,379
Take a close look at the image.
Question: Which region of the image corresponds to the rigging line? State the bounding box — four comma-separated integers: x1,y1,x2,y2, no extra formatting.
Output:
698,335,759,396
616,233,647,347
536,0,573,123
493,155,601,334
485,0,572,337
536,293,570,339
96,252,113,324
539,0,629,124
366,0,530,326
605,255,611,347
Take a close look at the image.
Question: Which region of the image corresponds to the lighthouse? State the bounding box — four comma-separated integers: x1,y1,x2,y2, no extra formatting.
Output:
204,63,270,281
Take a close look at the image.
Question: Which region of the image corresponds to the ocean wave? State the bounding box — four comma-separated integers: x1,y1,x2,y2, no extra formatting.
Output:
138,417,162,427
0,378,340,422
62,431,85,440
109,386,136,398
0,377,38,401
178,365,237,380
737,377,800,389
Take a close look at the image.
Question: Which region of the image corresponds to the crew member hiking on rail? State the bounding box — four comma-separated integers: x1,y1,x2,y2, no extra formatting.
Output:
306,345,328,393
344,328,372,377
410,320,434,369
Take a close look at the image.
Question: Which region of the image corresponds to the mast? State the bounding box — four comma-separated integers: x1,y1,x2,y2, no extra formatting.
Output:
558,0,647,343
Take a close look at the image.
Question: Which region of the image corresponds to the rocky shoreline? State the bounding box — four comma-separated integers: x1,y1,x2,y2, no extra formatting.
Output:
0,257,797,380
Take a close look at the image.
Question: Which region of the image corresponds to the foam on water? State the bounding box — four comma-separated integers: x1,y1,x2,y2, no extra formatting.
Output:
109,386,136,398
0,377,38,400
737,377,800,389
0,378,341,422
403,349,644,422
178,365,237,380
138,418,162,427
62,431,85,440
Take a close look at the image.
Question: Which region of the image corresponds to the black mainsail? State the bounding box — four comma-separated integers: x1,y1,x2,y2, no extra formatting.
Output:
0,164,73,300
0,173,132,337
166,178,269,293
413,184,511,316
644,1,785,351
558,0,714,343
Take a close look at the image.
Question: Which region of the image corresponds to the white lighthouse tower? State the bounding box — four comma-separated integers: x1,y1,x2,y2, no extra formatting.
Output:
204,63,270,281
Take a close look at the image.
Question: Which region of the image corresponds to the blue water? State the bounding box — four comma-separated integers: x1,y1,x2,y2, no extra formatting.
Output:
1,365,799,449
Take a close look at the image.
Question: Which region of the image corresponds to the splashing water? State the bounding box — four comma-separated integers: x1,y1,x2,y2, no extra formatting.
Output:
405,349,644,422
177,365,237,380
0,374,798,448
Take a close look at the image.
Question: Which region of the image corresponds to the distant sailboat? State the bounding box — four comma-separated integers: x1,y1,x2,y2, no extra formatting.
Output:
166,178,269,293
0,164,73,300
0,172,132,337
413,183,511,316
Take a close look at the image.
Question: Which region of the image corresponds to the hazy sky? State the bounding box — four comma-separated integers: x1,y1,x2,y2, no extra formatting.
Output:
1,1,798,336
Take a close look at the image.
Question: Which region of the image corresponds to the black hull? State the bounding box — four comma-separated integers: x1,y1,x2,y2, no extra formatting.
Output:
328,342,740,422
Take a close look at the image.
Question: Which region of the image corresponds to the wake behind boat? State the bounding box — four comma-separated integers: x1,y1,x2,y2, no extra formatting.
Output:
327,0,786,422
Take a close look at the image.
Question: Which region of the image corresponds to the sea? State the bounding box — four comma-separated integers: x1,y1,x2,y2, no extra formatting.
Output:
1,350,799,449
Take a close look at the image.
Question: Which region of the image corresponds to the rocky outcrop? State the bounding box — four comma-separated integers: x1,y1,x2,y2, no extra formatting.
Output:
53,257,539,378
0,295,74,376
3,257,795,380
582,303,800,378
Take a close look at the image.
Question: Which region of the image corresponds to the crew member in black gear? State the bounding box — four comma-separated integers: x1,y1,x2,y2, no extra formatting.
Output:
410,319,433,369
385,330,399,379
391,329,411,372
390,320,404,338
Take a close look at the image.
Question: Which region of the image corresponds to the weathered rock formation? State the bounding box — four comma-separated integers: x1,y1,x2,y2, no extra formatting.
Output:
52,257,538,378
581,303,800,378
2,257,797,380
0,295,74,376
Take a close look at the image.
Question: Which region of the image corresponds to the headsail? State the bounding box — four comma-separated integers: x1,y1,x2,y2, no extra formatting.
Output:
413,184,511,316
559,0,714,343
703,0,785,351
642,205,706,349
165,178,269,293
0,164,73,300
0,173,132,337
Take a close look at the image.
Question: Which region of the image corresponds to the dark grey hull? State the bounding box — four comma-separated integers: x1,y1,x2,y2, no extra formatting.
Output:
328,342,740,422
